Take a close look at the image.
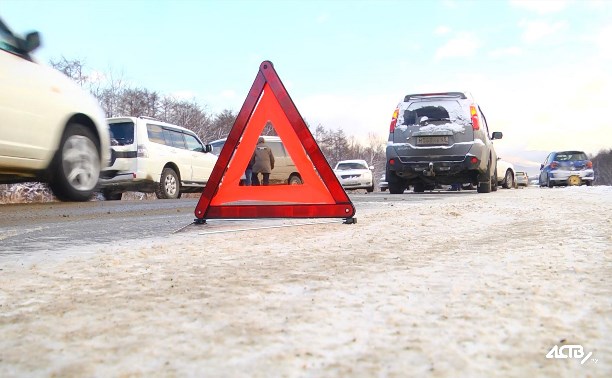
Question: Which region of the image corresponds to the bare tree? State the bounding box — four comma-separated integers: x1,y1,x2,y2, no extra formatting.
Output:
592,149,612,185
208,109,237,142
49,56,89,87
116,88,160,118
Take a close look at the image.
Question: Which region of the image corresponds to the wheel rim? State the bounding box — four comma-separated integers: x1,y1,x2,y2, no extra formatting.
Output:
505,171,513,187
62,135,100,191
164,173,177,196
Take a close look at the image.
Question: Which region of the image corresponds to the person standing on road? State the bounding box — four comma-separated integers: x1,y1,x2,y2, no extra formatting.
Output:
251,136,275,186
244,153,255,186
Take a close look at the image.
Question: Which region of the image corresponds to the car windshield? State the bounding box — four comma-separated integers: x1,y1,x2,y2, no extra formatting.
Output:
109,122,135,146
209,141,225,156
556,152,588,161
399,100,467,126
336,162,367,170
0,19,23,55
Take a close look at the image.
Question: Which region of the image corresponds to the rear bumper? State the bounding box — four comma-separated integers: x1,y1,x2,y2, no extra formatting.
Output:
549,169,594,183
387,156,483,184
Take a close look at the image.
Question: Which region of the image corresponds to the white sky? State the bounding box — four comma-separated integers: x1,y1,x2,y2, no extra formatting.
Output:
2,0,611,173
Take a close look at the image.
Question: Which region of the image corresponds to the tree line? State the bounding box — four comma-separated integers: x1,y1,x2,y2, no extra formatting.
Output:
51,57,387,172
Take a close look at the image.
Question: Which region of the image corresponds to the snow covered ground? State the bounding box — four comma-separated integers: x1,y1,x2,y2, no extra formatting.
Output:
1,186,610,377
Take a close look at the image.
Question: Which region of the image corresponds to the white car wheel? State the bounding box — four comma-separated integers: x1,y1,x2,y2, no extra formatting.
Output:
49,124,100,201
156,168,180,199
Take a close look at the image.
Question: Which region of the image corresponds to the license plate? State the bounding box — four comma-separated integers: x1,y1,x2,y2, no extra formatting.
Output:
416,136,449,145
568,175,581,186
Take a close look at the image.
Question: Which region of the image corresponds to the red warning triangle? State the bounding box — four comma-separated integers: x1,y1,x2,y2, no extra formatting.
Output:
194,61,355,220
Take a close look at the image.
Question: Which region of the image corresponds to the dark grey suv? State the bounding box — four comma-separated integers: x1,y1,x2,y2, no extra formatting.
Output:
385,92,503,194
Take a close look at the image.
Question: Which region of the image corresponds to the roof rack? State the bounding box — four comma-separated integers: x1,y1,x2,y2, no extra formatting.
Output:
138,116,160,121
404,92,467,101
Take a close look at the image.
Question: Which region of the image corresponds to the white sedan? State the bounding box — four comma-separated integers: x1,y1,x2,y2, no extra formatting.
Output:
496,158,516,189
333,159,374,192
0,17,109,201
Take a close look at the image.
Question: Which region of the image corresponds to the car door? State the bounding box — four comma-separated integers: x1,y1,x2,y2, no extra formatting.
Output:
0,30,56,166
184,132,215,183
539,153,552,184
161,128,190,178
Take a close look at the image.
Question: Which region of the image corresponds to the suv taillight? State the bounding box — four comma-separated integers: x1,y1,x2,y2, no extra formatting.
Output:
550,161,559,169
389,107,399,133
470,104,480,130
586,161,593,168
137,144,149,158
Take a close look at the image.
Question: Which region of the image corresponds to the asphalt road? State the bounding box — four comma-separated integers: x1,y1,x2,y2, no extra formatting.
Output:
0,190,468,262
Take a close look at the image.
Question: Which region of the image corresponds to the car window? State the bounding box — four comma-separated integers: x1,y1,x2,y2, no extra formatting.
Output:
109,122,135,146
147,124,165,144
399,100,467,126
336,162,367,170
184,133,204,152
210,141,225,156
163,128,186,149
0,22,23,55
556,152,587,161
478,107,491,137
267,141,286,157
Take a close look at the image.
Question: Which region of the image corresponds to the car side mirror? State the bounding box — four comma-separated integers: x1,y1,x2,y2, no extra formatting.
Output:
369,166,374,170
491,131,503,140
23,31,41,53
540,164,544,170
204,144,213,153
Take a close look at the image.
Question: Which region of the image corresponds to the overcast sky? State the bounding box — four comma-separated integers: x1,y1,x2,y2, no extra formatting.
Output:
2,0,611,172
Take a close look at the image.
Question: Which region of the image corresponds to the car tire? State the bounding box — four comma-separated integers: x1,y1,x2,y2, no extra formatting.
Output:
585,180,593,187
547,174,554,188
477,159,492,193
48,123,100,202
366,184,374,193
491,167,498,192
388,181,405,194
502,169,514,189
288,174,303,185
102,189,122,201
156,168,180,199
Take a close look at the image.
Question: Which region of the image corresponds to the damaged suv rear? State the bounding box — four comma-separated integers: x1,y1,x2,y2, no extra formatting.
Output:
385,92,503,194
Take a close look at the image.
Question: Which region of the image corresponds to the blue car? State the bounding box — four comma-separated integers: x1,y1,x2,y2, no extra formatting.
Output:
539,151,594,187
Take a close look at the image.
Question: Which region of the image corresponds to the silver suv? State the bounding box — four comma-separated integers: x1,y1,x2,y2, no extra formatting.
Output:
385,92,503,194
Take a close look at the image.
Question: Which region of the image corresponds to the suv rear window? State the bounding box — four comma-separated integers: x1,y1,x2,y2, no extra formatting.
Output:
399,100,467,126
109,122,135,146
